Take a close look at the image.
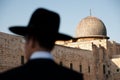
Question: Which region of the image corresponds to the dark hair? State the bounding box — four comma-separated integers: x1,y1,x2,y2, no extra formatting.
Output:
25,33,55,51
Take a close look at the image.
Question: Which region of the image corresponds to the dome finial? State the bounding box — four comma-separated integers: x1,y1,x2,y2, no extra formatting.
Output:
90,9,92,16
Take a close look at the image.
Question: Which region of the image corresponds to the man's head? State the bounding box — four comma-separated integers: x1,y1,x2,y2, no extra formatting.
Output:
9,8,73,59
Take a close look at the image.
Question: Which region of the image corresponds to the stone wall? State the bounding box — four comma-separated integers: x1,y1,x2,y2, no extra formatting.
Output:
1,32,120,80
53,39,120,80
0,32,25,72
107,41,120,80
52,44,94,80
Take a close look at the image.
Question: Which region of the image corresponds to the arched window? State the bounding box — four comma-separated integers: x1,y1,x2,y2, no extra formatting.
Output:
70,63,73,70
21,56,24,65
88,66,90,73
79,65,82,72
60,61,63,66
103,65,106,74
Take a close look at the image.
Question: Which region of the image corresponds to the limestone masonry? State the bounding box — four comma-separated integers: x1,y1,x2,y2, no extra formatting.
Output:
0,32,25,72
0,16,120,80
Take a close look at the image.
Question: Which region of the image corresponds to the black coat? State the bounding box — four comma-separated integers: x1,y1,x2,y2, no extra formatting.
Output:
0,59,83,80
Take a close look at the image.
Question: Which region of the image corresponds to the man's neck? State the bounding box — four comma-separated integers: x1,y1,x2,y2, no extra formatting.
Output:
30,51,53,60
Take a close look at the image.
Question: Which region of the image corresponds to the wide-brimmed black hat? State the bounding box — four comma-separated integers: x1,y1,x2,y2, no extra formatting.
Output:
9,8,73,40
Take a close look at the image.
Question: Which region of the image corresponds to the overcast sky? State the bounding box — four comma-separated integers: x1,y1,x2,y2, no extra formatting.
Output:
0,0,120,42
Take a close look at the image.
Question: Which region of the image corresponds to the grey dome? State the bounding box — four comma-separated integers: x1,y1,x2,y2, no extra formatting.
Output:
75,16,108,38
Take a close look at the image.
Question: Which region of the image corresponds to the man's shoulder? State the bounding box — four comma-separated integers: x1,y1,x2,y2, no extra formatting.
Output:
0,65,25,75
0,65,26,80
57,65,83,79
61,66,82,75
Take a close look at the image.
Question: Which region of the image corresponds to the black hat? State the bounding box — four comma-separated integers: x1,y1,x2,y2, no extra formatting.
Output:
9,8,73,40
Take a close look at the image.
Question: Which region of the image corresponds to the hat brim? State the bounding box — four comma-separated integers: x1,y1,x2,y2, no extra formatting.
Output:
9,26,73,40
9,26,27,36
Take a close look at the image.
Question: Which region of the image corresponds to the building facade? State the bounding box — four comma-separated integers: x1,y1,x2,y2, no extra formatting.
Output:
0,32,25,72
0,16,120,80
52,16,120,80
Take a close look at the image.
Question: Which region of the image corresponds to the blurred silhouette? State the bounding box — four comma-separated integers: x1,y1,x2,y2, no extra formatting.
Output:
0,8,83,80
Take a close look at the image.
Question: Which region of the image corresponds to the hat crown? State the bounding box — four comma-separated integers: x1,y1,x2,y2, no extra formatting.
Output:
28,8,60,34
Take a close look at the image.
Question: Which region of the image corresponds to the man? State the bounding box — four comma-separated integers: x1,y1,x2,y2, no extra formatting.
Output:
0,8,83,80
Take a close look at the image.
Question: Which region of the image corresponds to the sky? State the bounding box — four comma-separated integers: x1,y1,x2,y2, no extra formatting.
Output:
0,0,120,42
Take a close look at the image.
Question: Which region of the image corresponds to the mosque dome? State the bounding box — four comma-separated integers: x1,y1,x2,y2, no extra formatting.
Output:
75,16,109,39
